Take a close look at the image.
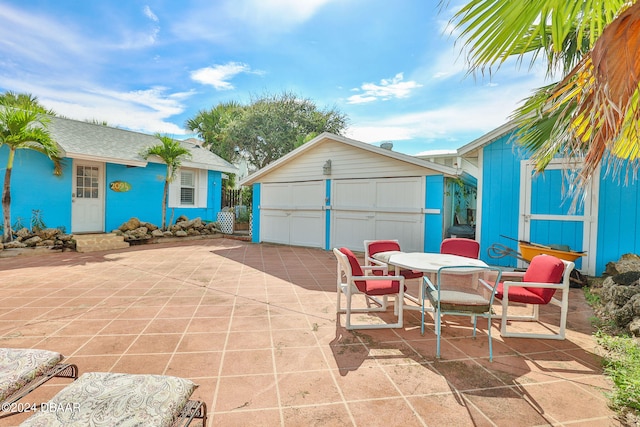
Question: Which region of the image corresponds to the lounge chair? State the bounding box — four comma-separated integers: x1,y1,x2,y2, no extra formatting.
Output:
0,348,78,413
20,372,207,426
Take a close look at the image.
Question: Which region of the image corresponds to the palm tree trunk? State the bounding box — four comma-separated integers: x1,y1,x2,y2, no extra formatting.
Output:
162,180,169,230
2,148,15,243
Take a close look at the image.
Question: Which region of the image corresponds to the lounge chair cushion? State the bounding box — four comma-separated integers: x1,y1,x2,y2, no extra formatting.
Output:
0,348,63,402
20,372,197,427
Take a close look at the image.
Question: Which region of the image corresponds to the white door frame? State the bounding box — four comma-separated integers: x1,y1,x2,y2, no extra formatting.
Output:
519,159,598,275
71,159,105,233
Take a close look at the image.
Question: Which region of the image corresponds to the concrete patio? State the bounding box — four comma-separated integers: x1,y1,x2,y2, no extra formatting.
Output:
0,239,620,426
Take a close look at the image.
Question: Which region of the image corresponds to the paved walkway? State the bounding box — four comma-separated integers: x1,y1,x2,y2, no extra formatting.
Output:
0,239,620,426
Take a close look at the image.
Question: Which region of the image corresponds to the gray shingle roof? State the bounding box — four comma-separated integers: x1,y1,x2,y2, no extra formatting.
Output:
47,116,238,173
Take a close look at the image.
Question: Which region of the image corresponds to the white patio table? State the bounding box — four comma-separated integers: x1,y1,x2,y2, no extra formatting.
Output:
371,251,489,309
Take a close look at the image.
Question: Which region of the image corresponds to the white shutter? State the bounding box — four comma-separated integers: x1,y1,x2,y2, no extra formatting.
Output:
168,170,180,208
196,169,208,208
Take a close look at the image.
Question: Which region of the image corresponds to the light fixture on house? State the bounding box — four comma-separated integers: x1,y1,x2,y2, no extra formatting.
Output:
323,159,332,175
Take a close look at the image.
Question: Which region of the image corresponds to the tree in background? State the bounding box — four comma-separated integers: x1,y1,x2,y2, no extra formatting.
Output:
448,0,638,196
0,91,60,242
185,100,242,163
141,134,192,230
186,92,348,170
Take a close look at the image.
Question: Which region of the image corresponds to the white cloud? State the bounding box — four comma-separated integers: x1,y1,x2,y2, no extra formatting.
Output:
347,73,422,104
143,5,159,22
190,62,257,91
345,73,547,151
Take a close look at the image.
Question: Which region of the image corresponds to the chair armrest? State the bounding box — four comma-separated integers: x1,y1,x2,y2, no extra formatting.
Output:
422,275,437,292
478,278,495,292
366,257,387,268
354,274,404,282
500,271,525,281
361,265,388,273
502,280,568,290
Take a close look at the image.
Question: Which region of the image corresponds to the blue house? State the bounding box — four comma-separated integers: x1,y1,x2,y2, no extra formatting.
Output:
458,120,640,276
0,116,238,234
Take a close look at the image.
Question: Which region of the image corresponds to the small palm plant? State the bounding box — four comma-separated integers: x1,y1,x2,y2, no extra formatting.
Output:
0,94,60,242
141,134,191,230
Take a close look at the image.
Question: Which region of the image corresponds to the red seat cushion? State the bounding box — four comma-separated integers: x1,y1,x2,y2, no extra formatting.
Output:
339,247,404,295
495,255,565,304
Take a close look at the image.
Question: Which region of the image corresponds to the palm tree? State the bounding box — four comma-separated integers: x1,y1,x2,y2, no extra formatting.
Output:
141,134,192,230
185,101,242,163
0,97,61,242
447,0,637,194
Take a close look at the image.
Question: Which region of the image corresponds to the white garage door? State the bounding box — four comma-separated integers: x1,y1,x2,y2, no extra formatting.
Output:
331,177,424,252
260,181,325,248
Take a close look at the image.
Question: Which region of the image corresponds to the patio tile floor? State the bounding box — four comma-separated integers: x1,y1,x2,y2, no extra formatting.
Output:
0,239,621,426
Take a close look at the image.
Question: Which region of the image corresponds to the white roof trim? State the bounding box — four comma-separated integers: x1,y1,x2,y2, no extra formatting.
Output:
64,152,147,167
457,119,521,157
240,132,458,185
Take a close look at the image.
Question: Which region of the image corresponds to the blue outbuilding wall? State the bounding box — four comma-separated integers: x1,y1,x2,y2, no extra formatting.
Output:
478,131,640,276
479,132,521,268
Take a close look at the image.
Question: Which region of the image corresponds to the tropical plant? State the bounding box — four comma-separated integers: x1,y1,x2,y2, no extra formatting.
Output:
185,101,243,163
447,0,637,196
0,93,60,242
141,134,192,230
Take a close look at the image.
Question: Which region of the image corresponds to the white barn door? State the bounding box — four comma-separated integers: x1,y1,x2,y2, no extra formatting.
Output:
331,177,424,252
260,181,325,248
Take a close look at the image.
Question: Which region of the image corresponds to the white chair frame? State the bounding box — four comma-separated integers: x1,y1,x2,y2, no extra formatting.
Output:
334,248,405,330
499,259,575,340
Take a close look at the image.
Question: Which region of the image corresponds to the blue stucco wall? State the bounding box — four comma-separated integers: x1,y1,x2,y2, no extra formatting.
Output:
0,144,224,234
105,164,223,231
0,147,72,232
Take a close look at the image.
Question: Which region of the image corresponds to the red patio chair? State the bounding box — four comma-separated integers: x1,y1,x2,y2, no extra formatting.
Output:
334,247,405,329
495,254,575,339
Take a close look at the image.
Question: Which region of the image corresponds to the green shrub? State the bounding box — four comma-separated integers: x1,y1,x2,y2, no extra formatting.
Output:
597,331,640,414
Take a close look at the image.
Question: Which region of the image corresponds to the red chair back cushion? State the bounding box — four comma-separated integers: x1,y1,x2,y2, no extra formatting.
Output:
339,247,366,292
367,240,401,256
339,247,401,294
440,238,480,259
523,255,565,303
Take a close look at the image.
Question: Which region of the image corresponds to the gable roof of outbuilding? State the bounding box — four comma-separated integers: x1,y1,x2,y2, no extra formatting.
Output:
47,116,238,173
239,132,459,185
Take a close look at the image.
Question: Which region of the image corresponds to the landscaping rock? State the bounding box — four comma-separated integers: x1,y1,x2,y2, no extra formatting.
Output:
119,217,141,232
599,254,640,336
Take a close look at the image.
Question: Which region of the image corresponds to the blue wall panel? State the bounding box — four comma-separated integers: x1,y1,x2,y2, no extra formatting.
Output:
325,179,331,250
105,165,222,231
424,175,444,253
0,147,72,232
596,170,640,275
480,133,522,267
252,183,261,243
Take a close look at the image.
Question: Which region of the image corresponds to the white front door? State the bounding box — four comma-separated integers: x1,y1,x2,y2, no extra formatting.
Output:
519,160,598,275
72,160,105,233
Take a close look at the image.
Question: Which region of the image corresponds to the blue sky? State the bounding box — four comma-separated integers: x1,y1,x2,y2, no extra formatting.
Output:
0,0,548,156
